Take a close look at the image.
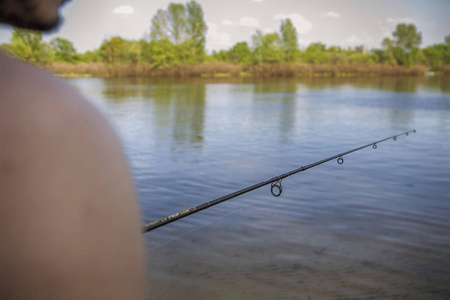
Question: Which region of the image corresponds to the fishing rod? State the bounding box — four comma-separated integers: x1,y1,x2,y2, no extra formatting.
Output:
143,130,416,233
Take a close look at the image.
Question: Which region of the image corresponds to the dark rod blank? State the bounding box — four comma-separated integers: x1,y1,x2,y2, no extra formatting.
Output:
143,130,416,233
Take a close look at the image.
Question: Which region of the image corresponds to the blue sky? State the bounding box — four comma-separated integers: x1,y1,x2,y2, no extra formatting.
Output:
0,0,448,53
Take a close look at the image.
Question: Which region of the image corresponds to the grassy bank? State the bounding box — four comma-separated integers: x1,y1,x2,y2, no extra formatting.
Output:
47,62,437,78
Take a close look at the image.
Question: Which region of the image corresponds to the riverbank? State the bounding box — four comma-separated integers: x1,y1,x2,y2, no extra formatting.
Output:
47,62,448,78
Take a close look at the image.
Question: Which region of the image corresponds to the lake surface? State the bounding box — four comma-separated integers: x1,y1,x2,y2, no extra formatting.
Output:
67,76,450,299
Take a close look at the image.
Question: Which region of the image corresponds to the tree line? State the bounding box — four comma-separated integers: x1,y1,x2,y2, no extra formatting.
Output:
1,1,449,71
213,23,450,69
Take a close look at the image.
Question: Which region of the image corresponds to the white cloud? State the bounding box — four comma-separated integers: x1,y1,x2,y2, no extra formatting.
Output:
113,5,134,15
206,22,232,52
239,17,260,27
323,11,340,18
274,13,312,35
252,0,263,2
386,17,416,24
222,20,236,26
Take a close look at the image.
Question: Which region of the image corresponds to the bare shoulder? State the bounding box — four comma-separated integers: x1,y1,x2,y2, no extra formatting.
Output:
0,54,146,299
0,54,102,132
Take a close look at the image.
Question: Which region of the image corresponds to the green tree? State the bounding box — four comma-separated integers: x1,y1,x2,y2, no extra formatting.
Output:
327,46,346,64
168,3,187,44
307,43,326,52
420,36,450,67
141,39,178,68
211,50,227,61
126,41,143,63
8,28,54,64
280,18,299,62
328,46,342,53
392,23,422,67
422,40,450,67
302,42,329,64
149,1,207,63
100,37,126,64
176,39,198,63
78,50,102,62
228,42,252,64
211,50,228,62
103,39,143,64
50,37,77,63
186,0,207,62
252,31,283,64
380,37,397,65
150,9,170,41
393,23,422,53
423,44,446,67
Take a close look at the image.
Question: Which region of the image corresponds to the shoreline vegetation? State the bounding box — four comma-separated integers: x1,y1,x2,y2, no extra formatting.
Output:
47,62,448,78
1,1,449,79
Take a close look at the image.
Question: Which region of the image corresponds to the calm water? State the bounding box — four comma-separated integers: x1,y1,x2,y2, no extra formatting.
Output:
67,76,450,299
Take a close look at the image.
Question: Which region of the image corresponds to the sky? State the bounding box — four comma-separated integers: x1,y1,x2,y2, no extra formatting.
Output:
0,0,449,54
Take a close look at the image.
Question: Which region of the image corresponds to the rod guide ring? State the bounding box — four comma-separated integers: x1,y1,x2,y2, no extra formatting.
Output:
271,180,283,197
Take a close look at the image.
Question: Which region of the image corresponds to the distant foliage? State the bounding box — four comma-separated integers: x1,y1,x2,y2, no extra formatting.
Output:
148,0,207,64
186,0,207,62
150,9,170,41
229,42,252,64
390,23,423,67
393,24,422,53
1,3,448,73
100,37,125,64
98,37,143,64
167,3,187,44
50,37,78,63
4,28,53,64
141,39,178,68
280,19,299,62
252,31,283,64
302,43,328,64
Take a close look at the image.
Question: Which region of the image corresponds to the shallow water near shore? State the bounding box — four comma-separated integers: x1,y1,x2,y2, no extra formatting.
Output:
67,76,450,299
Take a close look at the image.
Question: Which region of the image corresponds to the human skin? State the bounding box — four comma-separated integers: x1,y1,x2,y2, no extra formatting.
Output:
0,49,146,300
0,1,146,299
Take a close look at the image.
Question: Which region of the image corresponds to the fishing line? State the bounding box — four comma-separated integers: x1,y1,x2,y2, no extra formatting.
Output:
143,130,416,233
145,203,253,252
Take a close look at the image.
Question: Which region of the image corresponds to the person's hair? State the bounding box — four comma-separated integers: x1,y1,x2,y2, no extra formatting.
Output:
0,0,62,32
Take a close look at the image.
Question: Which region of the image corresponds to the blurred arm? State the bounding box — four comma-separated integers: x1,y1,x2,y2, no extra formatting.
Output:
0,54,146,300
